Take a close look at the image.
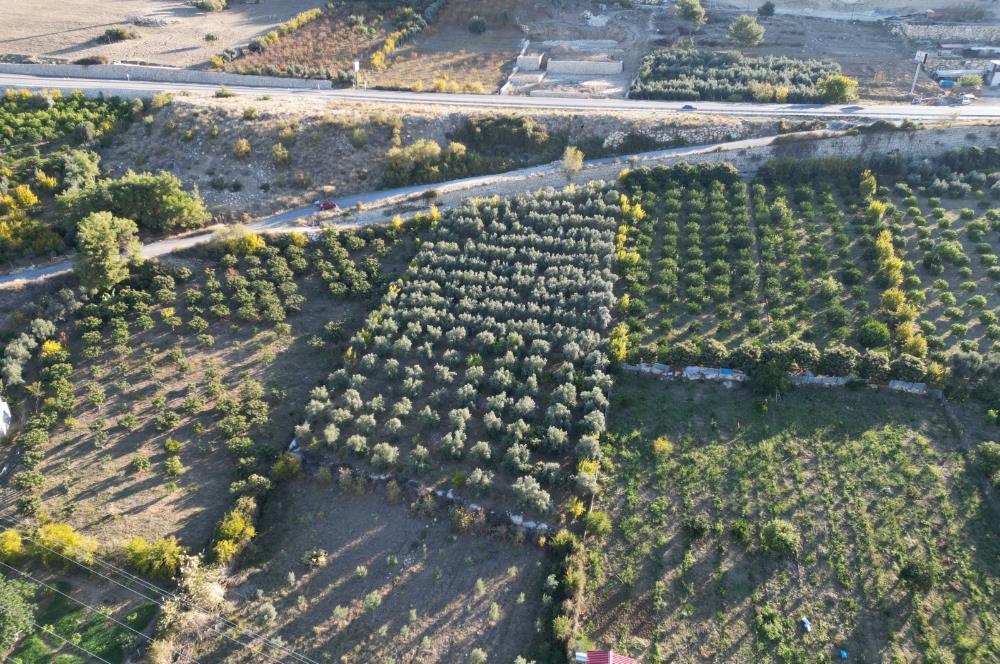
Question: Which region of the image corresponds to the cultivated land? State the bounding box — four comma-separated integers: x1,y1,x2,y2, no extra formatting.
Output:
0,0,322,67
211,484,548,663
592,379,998,663
2,12,1000,655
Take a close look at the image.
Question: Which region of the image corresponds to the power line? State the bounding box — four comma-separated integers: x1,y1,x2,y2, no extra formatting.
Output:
0,511,318,664
0,602,114,664
0,559,170,660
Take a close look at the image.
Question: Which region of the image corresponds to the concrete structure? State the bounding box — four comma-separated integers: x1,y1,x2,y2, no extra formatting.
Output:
0,398,10,438
0,63,331,90
516,53,545,71
547,59,623,76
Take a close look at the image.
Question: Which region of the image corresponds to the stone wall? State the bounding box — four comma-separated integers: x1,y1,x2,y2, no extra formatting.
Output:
546,59,623,75
0,63,332,90
896,22,1000,44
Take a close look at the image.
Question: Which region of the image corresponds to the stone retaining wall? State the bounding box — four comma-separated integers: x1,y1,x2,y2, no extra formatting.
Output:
546,59,623,75
896,22,1000,44
0,62,331,90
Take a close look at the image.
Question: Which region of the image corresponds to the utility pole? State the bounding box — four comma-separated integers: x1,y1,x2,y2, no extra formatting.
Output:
910,51,928,97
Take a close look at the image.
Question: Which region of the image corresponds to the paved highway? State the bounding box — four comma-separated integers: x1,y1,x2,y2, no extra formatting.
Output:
1,72,998,120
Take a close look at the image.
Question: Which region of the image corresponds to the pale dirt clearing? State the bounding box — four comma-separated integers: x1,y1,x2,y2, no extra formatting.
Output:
0,0,322,67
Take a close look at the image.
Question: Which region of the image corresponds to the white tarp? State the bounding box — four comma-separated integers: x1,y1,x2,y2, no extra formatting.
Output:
0,398,11,438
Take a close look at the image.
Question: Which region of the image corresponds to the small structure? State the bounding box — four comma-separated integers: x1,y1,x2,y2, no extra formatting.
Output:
0,397,11,438
586,652,635,664
683,366,747,383
988,60,1000,86
888,380,929,395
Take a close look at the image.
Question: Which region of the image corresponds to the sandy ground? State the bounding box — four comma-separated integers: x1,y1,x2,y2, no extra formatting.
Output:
709,0,1000,21
0,0,321,67
682,10,942,100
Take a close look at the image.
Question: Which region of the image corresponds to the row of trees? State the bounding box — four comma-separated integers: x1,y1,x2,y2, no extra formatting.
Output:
630,49,854,103
296,187,625,516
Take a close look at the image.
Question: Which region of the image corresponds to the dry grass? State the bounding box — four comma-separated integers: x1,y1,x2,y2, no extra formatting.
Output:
374,0,526,92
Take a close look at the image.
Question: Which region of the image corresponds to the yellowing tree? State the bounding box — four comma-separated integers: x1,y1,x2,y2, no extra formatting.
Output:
13,184,38,209
36,522,96,565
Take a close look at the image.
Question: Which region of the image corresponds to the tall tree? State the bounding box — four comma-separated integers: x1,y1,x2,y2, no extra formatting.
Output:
675,0,707,27
728,15,765,47
75,211,140,293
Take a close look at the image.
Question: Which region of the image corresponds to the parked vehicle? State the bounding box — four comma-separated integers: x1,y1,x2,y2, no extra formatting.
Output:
314,200,338,210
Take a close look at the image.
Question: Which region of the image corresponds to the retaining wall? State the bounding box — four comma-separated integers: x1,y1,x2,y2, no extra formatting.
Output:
0,63,332,90
595,124,997,180
546,59,623,75
896,22,1000,44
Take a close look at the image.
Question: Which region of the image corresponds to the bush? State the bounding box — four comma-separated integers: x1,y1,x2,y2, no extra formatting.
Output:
758,1,775,17
126,536,185,579
818,74,859,103
899,555,941,593
102,27,138,42
467,16,487,33
762,519,800,554
585,510,613,536
59,170,210,235
512,476,551,513
728,15,765,47
271,452,303,480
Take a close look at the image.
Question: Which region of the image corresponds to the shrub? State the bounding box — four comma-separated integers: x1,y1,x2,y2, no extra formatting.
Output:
757,1,775,17
35,523,96,564
102,27,138,42
126,536,185,579
585,510,613,536
762,519,800,554
271,452,303,480
899,555,941,593
562,146,584,178
467,16,487,33
233,138,251,158
818,74,859,103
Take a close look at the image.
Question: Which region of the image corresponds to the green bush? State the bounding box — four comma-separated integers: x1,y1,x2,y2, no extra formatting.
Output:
59,170,210,235
467,16,487,33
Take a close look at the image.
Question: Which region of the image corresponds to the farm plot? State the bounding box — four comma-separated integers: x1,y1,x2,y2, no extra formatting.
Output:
3,224,420,553
629,50,842,103
373,0,524,92
881,147,1000,359
6,570,158,664
293,187,624,522
203,479,549,663
0,89,136,266
585,379,999,663
220,3,390,82
615,155,1000,394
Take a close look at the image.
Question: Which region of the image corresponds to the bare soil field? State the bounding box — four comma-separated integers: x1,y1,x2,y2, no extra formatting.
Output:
709,0,1000,21
206,480,549,663
672,11,941,101
99,94,777,217
0,0,321,67
376,0,527,91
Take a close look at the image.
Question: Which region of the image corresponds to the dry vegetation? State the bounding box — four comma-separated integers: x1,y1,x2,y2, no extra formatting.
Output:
207,483,548,663
98,94,776,217
375,0,526,92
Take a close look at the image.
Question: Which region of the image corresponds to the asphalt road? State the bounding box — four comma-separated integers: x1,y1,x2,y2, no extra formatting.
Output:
0,132,780,288
0,72,998,120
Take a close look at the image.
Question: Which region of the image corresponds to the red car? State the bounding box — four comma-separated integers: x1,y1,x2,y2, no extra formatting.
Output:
314,200,338,210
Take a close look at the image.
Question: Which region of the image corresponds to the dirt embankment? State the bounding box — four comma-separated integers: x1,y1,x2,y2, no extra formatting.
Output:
99,95,778,219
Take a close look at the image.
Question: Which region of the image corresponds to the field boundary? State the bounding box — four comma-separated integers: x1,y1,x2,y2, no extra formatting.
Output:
0,63,332,90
